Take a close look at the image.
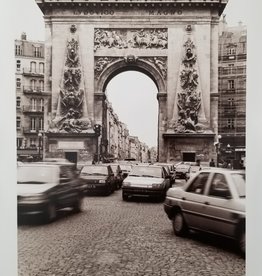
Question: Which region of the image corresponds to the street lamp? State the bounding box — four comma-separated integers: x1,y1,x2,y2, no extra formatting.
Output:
38,132,43,160
214,135,222,167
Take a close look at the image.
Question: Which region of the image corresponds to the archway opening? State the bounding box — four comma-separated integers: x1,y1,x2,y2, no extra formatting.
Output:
105,71,158,161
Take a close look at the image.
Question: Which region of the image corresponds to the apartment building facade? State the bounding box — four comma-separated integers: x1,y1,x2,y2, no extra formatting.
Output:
218,20,246,168
16,33,50,161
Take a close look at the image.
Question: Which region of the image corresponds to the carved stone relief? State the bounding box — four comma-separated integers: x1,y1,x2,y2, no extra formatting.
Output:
94,56,167,81
144,57,167,79
48,25,92,134
94,28,168,51
94,57,120,79
170,31,206,134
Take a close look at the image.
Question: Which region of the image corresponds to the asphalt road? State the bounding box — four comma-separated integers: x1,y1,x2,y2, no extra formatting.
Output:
18,182,245,276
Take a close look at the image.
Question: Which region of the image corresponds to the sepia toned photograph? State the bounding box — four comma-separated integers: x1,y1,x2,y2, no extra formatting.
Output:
2,0,262,275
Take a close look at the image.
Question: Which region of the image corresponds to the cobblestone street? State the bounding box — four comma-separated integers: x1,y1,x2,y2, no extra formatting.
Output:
18,187,245,276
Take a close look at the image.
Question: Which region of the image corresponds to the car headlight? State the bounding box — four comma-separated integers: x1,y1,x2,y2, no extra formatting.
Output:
152,183,163,188
99,180,106,183
122,182,131,187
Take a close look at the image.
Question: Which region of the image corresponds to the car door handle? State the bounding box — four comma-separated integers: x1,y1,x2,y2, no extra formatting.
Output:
204,201,210,205
182,197,186,200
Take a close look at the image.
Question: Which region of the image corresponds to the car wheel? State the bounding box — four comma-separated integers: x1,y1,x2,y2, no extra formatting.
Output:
45,202,56,223
72,196,83,213
172,211,188,236
238,228,245,256
122,193,129,201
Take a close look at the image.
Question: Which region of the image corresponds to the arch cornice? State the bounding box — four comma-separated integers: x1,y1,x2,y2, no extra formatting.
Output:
95,57,167,95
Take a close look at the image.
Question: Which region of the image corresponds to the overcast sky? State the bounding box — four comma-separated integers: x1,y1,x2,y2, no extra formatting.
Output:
11,0,249,147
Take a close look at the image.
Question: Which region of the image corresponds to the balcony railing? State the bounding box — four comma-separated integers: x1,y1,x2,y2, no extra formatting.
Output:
23,68,44,76
23,86,45,94
219,66,246,76
22,105,44,113
23,128,44,134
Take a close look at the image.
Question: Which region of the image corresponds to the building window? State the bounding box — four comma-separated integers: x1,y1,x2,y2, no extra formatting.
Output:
228,80,235,90
228,98,235,106
16,78,21,88
17,138,23,149
39,99,44,111
30,62,36,73
30,138,37,147
31,98,37,111
227,119,235,129
16,96,21,107
16,60,21,71
39,62,44,73
30,118,36,131
228,64,234,74
30,79,36,91
227,47,236,55
34,46,42,58
39,117,44,131
39,80,44,91
16,116,21,129
15,45,23,56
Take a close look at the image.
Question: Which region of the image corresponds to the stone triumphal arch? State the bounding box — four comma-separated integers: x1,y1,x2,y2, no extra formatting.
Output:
36,0,228,163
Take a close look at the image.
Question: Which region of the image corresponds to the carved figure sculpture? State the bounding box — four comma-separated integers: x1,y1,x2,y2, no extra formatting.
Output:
66,38,79,67
173,37,203,133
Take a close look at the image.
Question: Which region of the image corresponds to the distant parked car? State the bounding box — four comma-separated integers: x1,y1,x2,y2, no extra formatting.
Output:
154,163,176,186
164,169,245,255
175,163,191,181
122,165,170,201
79,164,115,195
17,163,84,223
119,164,133,179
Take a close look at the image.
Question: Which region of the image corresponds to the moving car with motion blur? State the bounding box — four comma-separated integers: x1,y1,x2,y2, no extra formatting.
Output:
164,168,245,255
17,162,84,223
79,164,115,195
122,165,170,201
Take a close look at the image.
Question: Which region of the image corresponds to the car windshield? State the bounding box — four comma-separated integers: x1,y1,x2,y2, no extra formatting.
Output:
129,166,162,178
231,173,246,197
81,166,108,175
17,166,57,184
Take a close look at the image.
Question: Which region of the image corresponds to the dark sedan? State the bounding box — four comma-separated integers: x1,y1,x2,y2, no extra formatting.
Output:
79,164,115,195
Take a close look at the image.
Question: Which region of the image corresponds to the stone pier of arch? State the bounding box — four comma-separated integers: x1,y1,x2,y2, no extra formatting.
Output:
36,0,228,164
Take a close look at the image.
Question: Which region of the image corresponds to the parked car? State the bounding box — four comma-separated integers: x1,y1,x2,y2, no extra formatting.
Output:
189,165,202,179
154,163,176,185
122,165,170,201
79,164,115,195
164,169,245,254
119,164,133,179
17,163,84,223
175,163,191,181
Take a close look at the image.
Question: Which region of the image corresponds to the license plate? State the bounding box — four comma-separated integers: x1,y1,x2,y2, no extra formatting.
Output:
87,184,96,188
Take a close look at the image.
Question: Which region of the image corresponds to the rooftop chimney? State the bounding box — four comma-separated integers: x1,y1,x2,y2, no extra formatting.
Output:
21,32,27,40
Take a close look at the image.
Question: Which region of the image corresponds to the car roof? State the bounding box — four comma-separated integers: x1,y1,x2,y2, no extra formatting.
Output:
18,163,60,169
197,168,245,174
